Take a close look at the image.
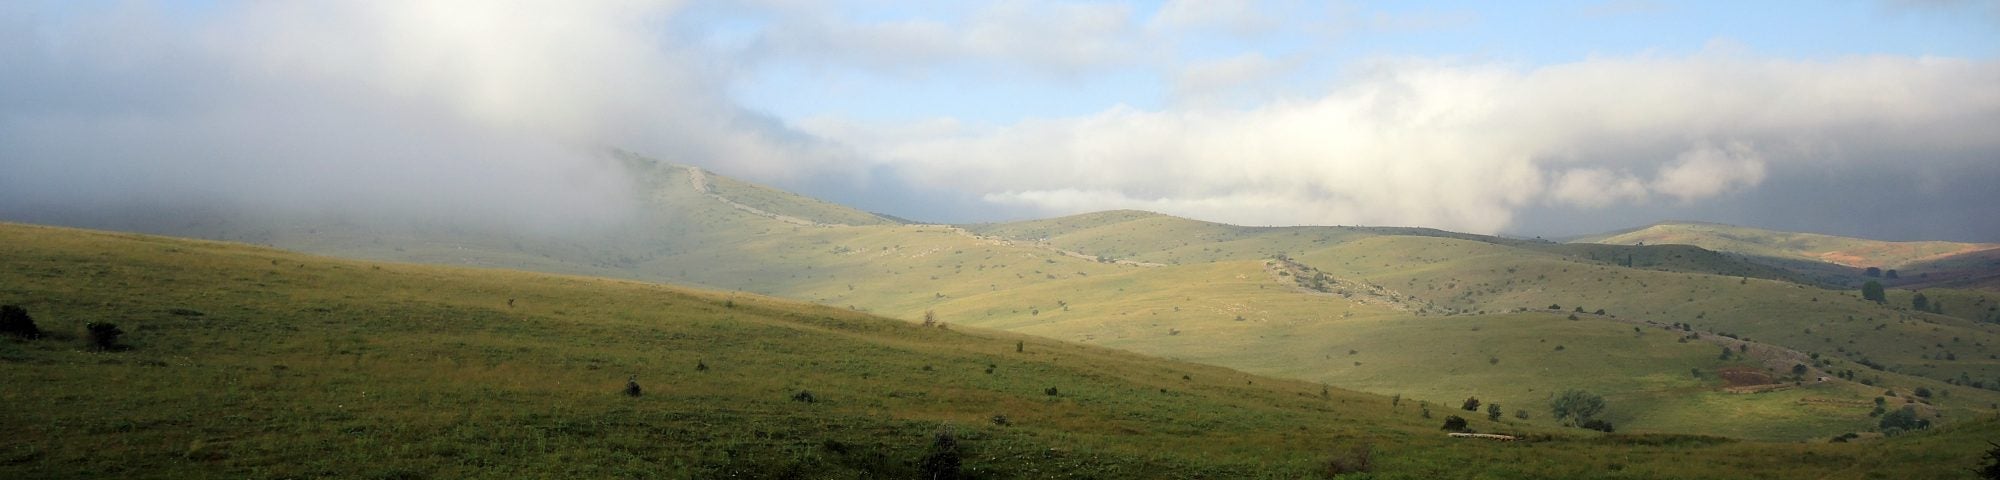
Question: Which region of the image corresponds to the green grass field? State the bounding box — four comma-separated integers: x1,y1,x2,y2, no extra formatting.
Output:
7,223,2000,478
31,155,2000,448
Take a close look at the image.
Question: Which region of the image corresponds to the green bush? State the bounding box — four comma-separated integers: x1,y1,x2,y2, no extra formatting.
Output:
85,322,124,350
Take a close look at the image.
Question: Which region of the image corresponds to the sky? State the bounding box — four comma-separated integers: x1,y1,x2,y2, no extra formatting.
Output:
3,1,1998,241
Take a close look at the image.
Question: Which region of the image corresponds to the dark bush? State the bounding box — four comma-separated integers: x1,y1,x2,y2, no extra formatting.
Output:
0,305,40,339
85,322,124,350
1581,419,1616,432
1978,441,2000,480
696,360,709,372
919,429,962,480
990,414,1010,426
1441,415,1469,432
1044,387,1059,396
792,390,817,403
1321,442,1372,477
624,376,643,397
1461,397,1481,411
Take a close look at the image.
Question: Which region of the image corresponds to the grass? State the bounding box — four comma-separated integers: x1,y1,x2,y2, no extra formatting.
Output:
8,223,2000,478
25,156,2000,447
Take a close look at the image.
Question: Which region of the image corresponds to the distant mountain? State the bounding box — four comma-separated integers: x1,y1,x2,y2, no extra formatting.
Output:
1572,222,2000,289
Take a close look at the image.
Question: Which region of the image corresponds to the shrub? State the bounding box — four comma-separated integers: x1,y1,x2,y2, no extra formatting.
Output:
1044,387,1059,396
1320,442,1373,477
0,305,40,339
990,414,1010,426
1441,415,1469,432
624,376,643,397
85,322,124,350
1978,441,2000,480
696,359,709,372
1878,406,1929,432
1461,397,1481,411
1514,409,1530,420
792,390,817,403
1487,403,1502,421
1581,419,1616,432
919,428,962,480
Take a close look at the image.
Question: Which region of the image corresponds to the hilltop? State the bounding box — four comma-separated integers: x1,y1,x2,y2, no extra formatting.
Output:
1574,222,2000,289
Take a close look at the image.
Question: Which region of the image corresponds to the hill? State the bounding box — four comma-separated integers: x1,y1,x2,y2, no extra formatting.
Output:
1575,222,2000,283
16,224,2000,478
9,154,2000,444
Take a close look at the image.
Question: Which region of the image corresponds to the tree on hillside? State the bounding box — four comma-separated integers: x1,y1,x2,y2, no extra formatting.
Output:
1461,397,1481,411
1885,269,1899,280
1914,293,1931,312
1863,281,1887,304
1487,403,1502,421
1550,389,1606,425
1865,267,1883,278
1977,441,2000,480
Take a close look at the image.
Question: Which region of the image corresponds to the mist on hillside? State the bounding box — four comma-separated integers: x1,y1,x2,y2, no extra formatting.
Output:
3,2,1999,242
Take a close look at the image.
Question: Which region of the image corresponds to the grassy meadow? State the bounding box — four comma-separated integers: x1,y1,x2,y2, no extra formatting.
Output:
7,223,2000,478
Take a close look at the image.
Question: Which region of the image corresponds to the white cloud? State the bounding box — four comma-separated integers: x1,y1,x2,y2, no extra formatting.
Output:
1651,144,1767,202
1149,0,1277,35
810,50,2000,233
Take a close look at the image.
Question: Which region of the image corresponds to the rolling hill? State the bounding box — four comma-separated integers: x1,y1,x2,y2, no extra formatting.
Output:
10,152,2000,445
5,222,2000,479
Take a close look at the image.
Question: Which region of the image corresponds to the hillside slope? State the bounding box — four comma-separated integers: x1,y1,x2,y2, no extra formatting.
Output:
15,224,2000,478
1576,222,1999,271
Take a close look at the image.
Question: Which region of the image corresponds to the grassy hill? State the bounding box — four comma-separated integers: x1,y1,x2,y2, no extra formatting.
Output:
12,154,2000,445
10,223,2000,478
1575,222,2000,286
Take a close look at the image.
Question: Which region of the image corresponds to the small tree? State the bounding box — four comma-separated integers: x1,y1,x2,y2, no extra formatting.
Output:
1441,415,1469,432
1865,267,1882,278
1462,397,1481,411
922,310,938,327
1913,293,1931,313
0,305,40,339
1862,281,1887,304
1878,406,1930,433
1885,269,1899,280
1487,403,1502,421
1976,441,2000,480
1551,389,1606,425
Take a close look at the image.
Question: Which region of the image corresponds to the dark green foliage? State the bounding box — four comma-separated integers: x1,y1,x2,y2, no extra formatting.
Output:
1916,387,1933,398
1044,387,1059,396
990,414,1010,426
1441,415,1469,432
1581,419,1616,433
696,360,709,372
1915,293,1931,312
85,322,124,350
1865,267,1882,278
1487,403,1502,421
1792,364,1809,376
1977,441,2000,480
1551,389,1607,424
1885,269,1899,280
624,376,643,397
0,305,40,338
919,429,962,480
1016,340,1024,353
792,390,817,403
1878,406,1930,433
1462,397,1481,411
1862,281,1886,303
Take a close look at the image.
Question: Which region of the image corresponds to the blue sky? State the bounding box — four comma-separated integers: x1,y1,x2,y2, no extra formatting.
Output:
4,1,1999,240
716,1,2000,125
